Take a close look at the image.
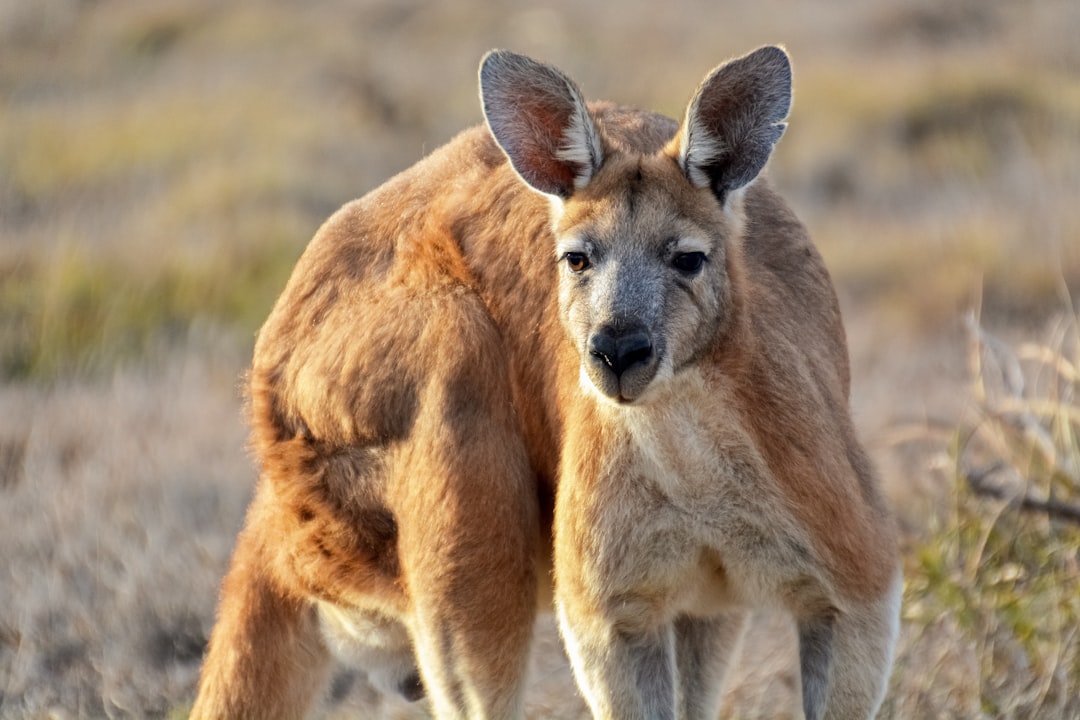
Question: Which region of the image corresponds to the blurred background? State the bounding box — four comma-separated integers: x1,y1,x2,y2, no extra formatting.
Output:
1,0,1078,717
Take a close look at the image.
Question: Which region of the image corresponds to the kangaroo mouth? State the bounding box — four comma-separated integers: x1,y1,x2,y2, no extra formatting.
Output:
582,352,661,404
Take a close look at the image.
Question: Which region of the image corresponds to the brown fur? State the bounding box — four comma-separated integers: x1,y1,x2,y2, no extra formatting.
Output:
192,47,899,720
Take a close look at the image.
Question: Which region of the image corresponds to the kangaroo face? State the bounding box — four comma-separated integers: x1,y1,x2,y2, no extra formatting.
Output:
552,155,735,403
481,46,790,403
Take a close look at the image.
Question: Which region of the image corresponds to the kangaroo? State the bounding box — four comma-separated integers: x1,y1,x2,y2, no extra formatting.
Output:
191,46,901,720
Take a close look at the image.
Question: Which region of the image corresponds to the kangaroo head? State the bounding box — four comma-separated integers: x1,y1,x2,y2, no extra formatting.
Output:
480,47,791,404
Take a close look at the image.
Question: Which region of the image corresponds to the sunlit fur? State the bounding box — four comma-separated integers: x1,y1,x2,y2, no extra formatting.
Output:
192,46,899,720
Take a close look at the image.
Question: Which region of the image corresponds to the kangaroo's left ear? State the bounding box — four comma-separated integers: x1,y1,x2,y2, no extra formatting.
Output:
674,46,792,204
480,50,603,199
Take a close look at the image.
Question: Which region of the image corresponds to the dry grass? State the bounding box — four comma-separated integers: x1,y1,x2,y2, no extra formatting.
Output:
1,0,1079,716
0,341,251,717
884,311,1080,719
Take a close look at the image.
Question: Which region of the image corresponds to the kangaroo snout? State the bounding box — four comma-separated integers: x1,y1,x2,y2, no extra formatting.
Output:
586,325,658,402
589,327,653,376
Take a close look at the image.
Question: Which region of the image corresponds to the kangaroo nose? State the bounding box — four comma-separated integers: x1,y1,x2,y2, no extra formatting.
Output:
589,328,653,378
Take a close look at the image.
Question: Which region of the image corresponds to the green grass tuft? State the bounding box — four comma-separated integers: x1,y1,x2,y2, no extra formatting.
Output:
0,238,303,380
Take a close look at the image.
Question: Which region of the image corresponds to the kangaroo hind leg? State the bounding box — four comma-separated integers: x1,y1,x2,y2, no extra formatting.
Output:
388,294,540,720
191,509,331,720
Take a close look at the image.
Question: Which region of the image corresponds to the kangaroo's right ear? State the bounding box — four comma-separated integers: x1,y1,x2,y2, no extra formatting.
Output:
480,50,603,199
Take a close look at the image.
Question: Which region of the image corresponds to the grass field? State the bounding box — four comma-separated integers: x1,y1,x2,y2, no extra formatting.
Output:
1,0,1078,717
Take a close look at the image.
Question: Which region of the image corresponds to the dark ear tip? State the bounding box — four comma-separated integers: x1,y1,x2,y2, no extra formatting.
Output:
757,45,790,61
750,46,792,117
479,49,532,84
480,48,510,65
754,45,792,78
479,49,508,80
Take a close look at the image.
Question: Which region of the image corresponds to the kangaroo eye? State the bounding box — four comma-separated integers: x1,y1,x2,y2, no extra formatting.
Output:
564,252,590,273
672,252,706,274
